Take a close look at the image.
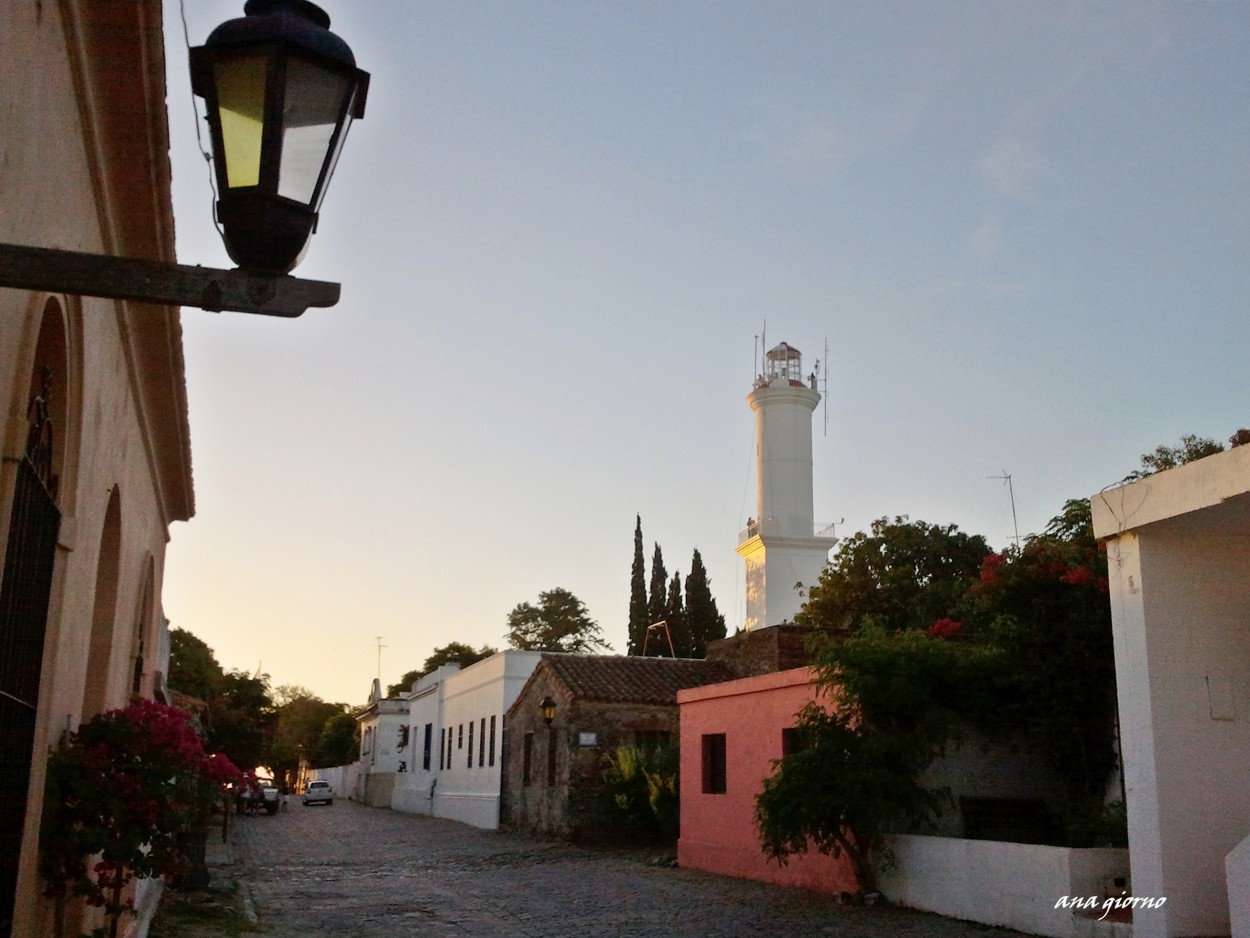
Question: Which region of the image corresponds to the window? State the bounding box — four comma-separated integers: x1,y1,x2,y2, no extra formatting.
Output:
701,733,726,794
522,732,533,786
468,721,475,767
458,723,463,749
546,727,557,787
781,727,805,758
423,723,433,771
478,718,486,767
488,715,496,766
439,727,446,769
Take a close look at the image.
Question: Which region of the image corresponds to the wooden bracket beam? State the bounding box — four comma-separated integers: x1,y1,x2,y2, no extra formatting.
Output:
0,243,340,317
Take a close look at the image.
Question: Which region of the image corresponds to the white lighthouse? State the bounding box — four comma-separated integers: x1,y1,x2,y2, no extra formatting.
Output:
736,341,837,630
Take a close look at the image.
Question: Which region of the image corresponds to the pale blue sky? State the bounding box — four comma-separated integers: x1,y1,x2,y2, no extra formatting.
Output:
161,1,1250,705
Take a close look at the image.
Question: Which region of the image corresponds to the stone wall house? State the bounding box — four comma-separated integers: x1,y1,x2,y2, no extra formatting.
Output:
503,654,732,837
0,4,193,935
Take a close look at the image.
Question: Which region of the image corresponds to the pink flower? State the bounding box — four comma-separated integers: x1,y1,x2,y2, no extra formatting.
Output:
927,618,963,639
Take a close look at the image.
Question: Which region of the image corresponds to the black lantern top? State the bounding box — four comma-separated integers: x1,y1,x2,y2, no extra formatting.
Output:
190,0,370,273
539,696,557,726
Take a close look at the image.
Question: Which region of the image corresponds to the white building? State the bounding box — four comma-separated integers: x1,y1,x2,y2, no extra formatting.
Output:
355,679,410,807
391,663,460,816
1091,444,1250,938
390,650,541,829
736,342,837,630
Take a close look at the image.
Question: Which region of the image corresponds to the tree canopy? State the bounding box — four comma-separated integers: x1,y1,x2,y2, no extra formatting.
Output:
1123,432,1224,481
757,503,1120,889
168,627,222,701
506,587,609,653
386,642,499,697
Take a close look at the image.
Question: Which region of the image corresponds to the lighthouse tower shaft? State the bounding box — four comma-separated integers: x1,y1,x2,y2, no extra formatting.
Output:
736,343,836,630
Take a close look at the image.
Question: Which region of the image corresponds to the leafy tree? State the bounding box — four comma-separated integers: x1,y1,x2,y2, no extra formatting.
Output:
310,711,359,769
203,669,275,774
1123,433,1224,481
628,515,649,655
387,642,498,696
269,693,348,787
758,505,1121,888
167,626,223,700
796,516,989,634
684,548,726,658
756,629,994,890
645,544,669,656
505,587,609,653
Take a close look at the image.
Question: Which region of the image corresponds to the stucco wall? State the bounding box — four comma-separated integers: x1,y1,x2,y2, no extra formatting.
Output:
434,651,540,829
879,835,1130,938
1228,833,1250,938
1105,525,1250,938
677,667,857,894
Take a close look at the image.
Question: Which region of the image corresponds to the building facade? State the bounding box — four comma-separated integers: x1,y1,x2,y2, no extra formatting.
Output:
1092,445,1250,938
504,653,731,837
355,679,410,807
0,3,193,935
677,667,858,893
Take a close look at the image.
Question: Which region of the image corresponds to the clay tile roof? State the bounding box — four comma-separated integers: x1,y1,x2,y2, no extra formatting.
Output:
541,654,734,706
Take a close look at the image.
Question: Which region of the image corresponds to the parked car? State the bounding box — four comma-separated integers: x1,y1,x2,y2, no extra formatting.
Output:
303,780,334,806
257,778,281,815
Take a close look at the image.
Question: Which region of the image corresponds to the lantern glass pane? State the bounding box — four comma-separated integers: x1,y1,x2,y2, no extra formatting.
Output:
213,54,268,189
278,57,351,206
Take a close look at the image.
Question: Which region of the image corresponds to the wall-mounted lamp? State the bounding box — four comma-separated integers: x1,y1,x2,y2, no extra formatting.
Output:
539,696,557,726
0,0,369,317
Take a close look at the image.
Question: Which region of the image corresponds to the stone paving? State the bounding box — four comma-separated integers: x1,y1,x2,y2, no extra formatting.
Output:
224,799,1030,938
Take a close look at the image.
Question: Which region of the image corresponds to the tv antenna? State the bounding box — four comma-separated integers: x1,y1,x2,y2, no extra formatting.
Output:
375,635,386,686
813,337,830,435
988,473,1021,550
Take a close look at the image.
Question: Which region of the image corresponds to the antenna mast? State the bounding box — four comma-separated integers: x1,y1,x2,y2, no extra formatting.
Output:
988,473,1021,550
375,635,386,686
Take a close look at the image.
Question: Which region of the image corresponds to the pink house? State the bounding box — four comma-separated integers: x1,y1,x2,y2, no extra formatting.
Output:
677,666,858,894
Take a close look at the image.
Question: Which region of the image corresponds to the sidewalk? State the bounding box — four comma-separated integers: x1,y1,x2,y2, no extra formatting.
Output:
147,818,257,937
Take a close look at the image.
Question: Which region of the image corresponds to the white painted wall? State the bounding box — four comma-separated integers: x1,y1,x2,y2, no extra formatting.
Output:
880,834,1130,938
433,651,541,829
1093,448,1250,938
1228,833,1250,938
392,664,458,816
1107,530,1250,938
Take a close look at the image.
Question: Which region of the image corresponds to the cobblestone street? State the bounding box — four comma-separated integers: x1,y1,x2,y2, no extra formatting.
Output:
224,799,1027,938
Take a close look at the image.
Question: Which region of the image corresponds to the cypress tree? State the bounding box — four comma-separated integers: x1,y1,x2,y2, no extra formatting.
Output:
666,571,689,657
685,548,726,658
628,515,649,655
646,543,668,656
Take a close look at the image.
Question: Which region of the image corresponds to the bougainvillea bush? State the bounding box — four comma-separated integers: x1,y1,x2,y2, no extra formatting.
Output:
40,699,243,937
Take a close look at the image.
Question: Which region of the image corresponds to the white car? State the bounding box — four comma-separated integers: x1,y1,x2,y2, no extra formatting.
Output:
302,780,334,806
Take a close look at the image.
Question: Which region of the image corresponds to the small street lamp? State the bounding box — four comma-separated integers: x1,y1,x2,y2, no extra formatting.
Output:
0,0,369,317
540,696,557,726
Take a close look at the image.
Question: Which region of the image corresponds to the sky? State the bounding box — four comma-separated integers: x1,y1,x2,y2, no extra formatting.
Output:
159,1,1250,707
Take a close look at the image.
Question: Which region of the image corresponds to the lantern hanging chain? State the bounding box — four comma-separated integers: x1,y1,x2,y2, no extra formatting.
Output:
178,0,225,238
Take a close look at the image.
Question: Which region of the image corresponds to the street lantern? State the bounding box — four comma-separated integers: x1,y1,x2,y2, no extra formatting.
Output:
540,696,557,726
190,0,370,274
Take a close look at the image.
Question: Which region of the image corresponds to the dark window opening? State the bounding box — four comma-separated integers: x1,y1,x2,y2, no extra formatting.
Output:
422,723,433,771
701,733,726,794
488,715,497,766
478,717,486,768
781,726,806,757
468,721,475,767
546,727,557,787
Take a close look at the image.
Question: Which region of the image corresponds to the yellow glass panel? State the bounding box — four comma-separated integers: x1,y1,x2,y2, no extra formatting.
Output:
213,55,268,189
